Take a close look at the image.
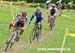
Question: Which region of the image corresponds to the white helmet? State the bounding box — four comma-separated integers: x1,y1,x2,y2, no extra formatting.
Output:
36,6,41,11
51,4,56,7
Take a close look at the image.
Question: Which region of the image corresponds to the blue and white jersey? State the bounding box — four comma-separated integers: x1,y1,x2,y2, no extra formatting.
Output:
15,13,28,24
30,12,43,23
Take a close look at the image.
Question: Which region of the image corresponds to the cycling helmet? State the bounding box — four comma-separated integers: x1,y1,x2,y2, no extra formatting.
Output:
51,4,56,8
21,10,27,17
36,6,41,11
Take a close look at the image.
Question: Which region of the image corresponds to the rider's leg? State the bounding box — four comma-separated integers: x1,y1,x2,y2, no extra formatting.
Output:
20,25,26,35
50,16,54,22
49,16,56,29
60,9,64,15
40,24,42,30
38,22,42,34
20,30,23,35
38,23,42,31
54,13,57,24
48,15,50,23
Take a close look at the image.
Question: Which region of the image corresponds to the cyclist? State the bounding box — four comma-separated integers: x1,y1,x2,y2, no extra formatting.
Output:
45,0,51,9
56,0,62,9
6,11,28,43
9,10,28,35
48,4,57,27
60,3,66,14
29,6,43,33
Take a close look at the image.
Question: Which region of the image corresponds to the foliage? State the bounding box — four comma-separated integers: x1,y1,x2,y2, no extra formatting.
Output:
2,0,75,4
28,3,45,8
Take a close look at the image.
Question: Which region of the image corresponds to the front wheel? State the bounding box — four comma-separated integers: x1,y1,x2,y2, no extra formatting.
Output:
30,28,36,44
5,41,10,51
4,31,16,51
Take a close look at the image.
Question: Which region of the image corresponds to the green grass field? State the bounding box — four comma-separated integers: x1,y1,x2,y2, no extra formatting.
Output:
0,5,75,53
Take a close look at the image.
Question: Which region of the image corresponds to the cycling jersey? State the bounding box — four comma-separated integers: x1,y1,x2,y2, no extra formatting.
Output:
15,14,28,24
61,4,65,9
12,13,28,29
30,12,43,24
48,7,57,16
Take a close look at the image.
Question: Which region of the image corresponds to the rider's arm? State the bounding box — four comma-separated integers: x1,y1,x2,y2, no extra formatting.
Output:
25,16,28,24
41,13,44,21
54,8,58,17
30,13,35,22
48,8,51,17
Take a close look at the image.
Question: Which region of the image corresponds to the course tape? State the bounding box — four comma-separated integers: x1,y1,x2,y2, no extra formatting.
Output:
61,14,75,19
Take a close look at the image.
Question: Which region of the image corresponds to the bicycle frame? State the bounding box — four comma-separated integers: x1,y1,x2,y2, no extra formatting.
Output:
30,24,41,43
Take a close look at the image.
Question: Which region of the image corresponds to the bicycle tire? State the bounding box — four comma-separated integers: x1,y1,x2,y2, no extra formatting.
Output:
30,29,36,43
4,32,16,51
4,42,10,51
36,34,39,42
50,18,54,30
30,25,41,43
10,42,14,49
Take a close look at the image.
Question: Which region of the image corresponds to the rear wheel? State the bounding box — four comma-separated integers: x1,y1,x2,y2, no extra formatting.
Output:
50,18,55,30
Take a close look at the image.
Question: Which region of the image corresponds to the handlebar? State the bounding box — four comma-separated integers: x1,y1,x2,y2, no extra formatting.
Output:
15,27,21,30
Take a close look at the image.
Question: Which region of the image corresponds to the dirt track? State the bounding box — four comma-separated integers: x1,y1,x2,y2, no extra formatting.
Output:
0,27,56,53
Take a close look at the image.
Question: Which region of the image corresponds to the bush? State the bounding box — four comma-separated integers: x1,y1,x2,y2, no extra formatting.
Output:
66,4,75,9
28,3,45,8
12,1,27,6
66,4,70,9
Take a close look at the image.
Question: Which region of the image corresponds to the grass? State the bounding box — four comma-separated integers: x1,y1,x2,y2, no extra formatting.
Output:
0,5,75,53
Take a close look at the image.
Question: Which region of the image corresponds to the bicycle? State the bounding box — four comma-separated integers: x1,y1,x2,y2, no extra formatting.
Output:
49,16,55,30
30,23,41,43
4,27,20,51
